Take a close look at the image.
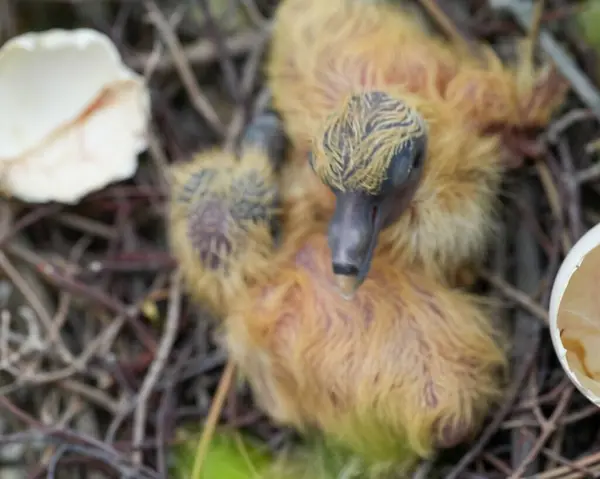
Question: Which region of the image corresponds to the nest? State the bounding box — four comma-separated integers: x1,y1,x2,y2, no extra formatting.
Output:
1,0,600,478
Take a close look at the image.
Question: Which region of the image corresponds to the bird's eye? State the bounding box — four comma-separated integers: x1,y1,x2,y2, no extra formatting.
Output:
388,153,412,186
308,151,316,170
387,142,426,188
413,149,423,169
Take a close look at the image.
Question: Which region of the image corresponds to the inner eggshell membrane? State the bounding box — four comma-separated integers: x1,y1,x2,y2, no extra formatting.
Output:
557,245,600,399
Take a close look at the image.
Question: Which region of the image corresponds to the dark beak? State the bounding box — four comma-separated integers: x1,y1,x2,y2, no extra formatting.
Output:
327,191,385,299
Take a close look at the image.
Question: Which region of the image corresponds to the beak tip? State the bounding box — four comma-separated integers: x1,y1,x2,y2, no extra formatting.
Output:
334,274,360,300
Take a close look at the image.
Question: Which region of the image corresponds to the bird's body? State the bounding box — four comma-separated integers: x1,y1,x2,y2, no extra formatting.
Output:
168,0,566,473
225,229,505,465
170,143,506,472
168,112,505,472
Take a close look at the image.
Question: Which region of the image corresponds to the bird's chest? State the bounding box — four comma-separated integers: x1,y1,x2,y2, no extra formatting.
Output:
257,234,398,330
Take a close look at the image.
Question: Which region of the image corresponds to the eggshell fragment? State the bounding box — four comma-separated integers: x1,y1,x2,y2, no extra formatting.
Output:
0,28,150,204
549,222,600,406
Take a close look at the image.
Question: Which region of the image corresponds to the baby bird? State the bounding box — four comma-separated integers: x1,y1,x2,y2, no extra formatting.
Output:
169,112,286,318
267,0,567,296
168,109,506,473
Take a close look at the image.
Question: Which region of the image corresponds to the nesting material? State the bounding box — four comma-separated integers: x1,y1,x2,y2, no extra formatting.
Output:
0,28,151,204
550,222,600,407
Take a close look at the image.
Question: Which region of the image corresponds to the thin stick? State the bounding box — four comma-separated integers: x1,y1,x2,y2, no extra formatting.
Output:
129,29,264,73
524,0,545,66
535,162,572,253
510,179,543,475
132,270,182,465
534,450,600,479
483,271,549,324
516,0,544,89
444,339,539,479
418,0,471,49
491,0,600,121
144,0,225,136
509,387,574,478
191,358,237,478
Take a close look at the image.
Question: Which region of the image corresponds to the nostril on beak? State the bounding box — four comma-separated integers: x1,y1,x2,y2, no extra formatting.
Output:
332,263,359,276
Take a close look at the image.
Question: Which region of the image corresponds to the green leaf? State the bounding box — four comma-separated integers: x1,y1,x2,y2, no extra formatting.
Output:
170,428,417,479
578,0,600,52
171,428,272,479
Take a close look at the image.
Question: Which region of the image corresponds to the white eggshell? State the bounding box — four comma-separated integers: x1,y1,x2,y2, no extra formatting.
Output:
549,222,600,406
0,28,151,204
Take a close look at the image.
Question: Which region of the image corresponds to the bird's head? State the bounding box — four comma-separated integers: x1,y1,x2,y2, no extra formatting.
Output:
310,91,428,299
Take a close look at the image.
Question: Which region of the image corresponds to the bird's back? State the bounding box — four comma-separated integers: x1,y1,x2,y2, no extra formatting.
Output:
268,0,468,146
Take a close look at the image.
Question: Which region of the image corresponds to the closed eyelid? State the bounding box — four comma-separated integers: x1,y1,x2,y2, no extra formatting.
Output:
388,151,412,184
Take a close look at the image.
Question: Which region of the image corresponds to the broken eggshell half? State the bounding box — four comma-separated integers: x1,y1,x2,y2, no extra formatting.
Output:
0,28,151,204
549,222,600,407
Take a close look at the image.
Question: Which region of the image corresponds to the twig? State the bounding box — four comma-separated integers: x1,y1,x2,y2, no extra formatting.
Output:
0,395,156,478
129,29,265,73
509,386,574,478
196,0,241,103
536,440,596,479
0,203,63,249
556,140,583,241
132,270,182,466
224,25,271,150
576,162,600,184
0,314,127,394
37,263,129,317
156,342,195,479
483,271,549,324
521,0,544,72
483,452,514,476
0,251,54,329
146,129,172,192
491,0,600,121
238,0,269,28
191,358,236,478
418,0,474,51
57,379,119,415
444,321,540,479
510,178,543,475
144,0,225,136
534,450,600,479
37,262,158,353
536,161,572,253
412,456,438,479
54,213,118,241
546,109,595,144
503,403,599,429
